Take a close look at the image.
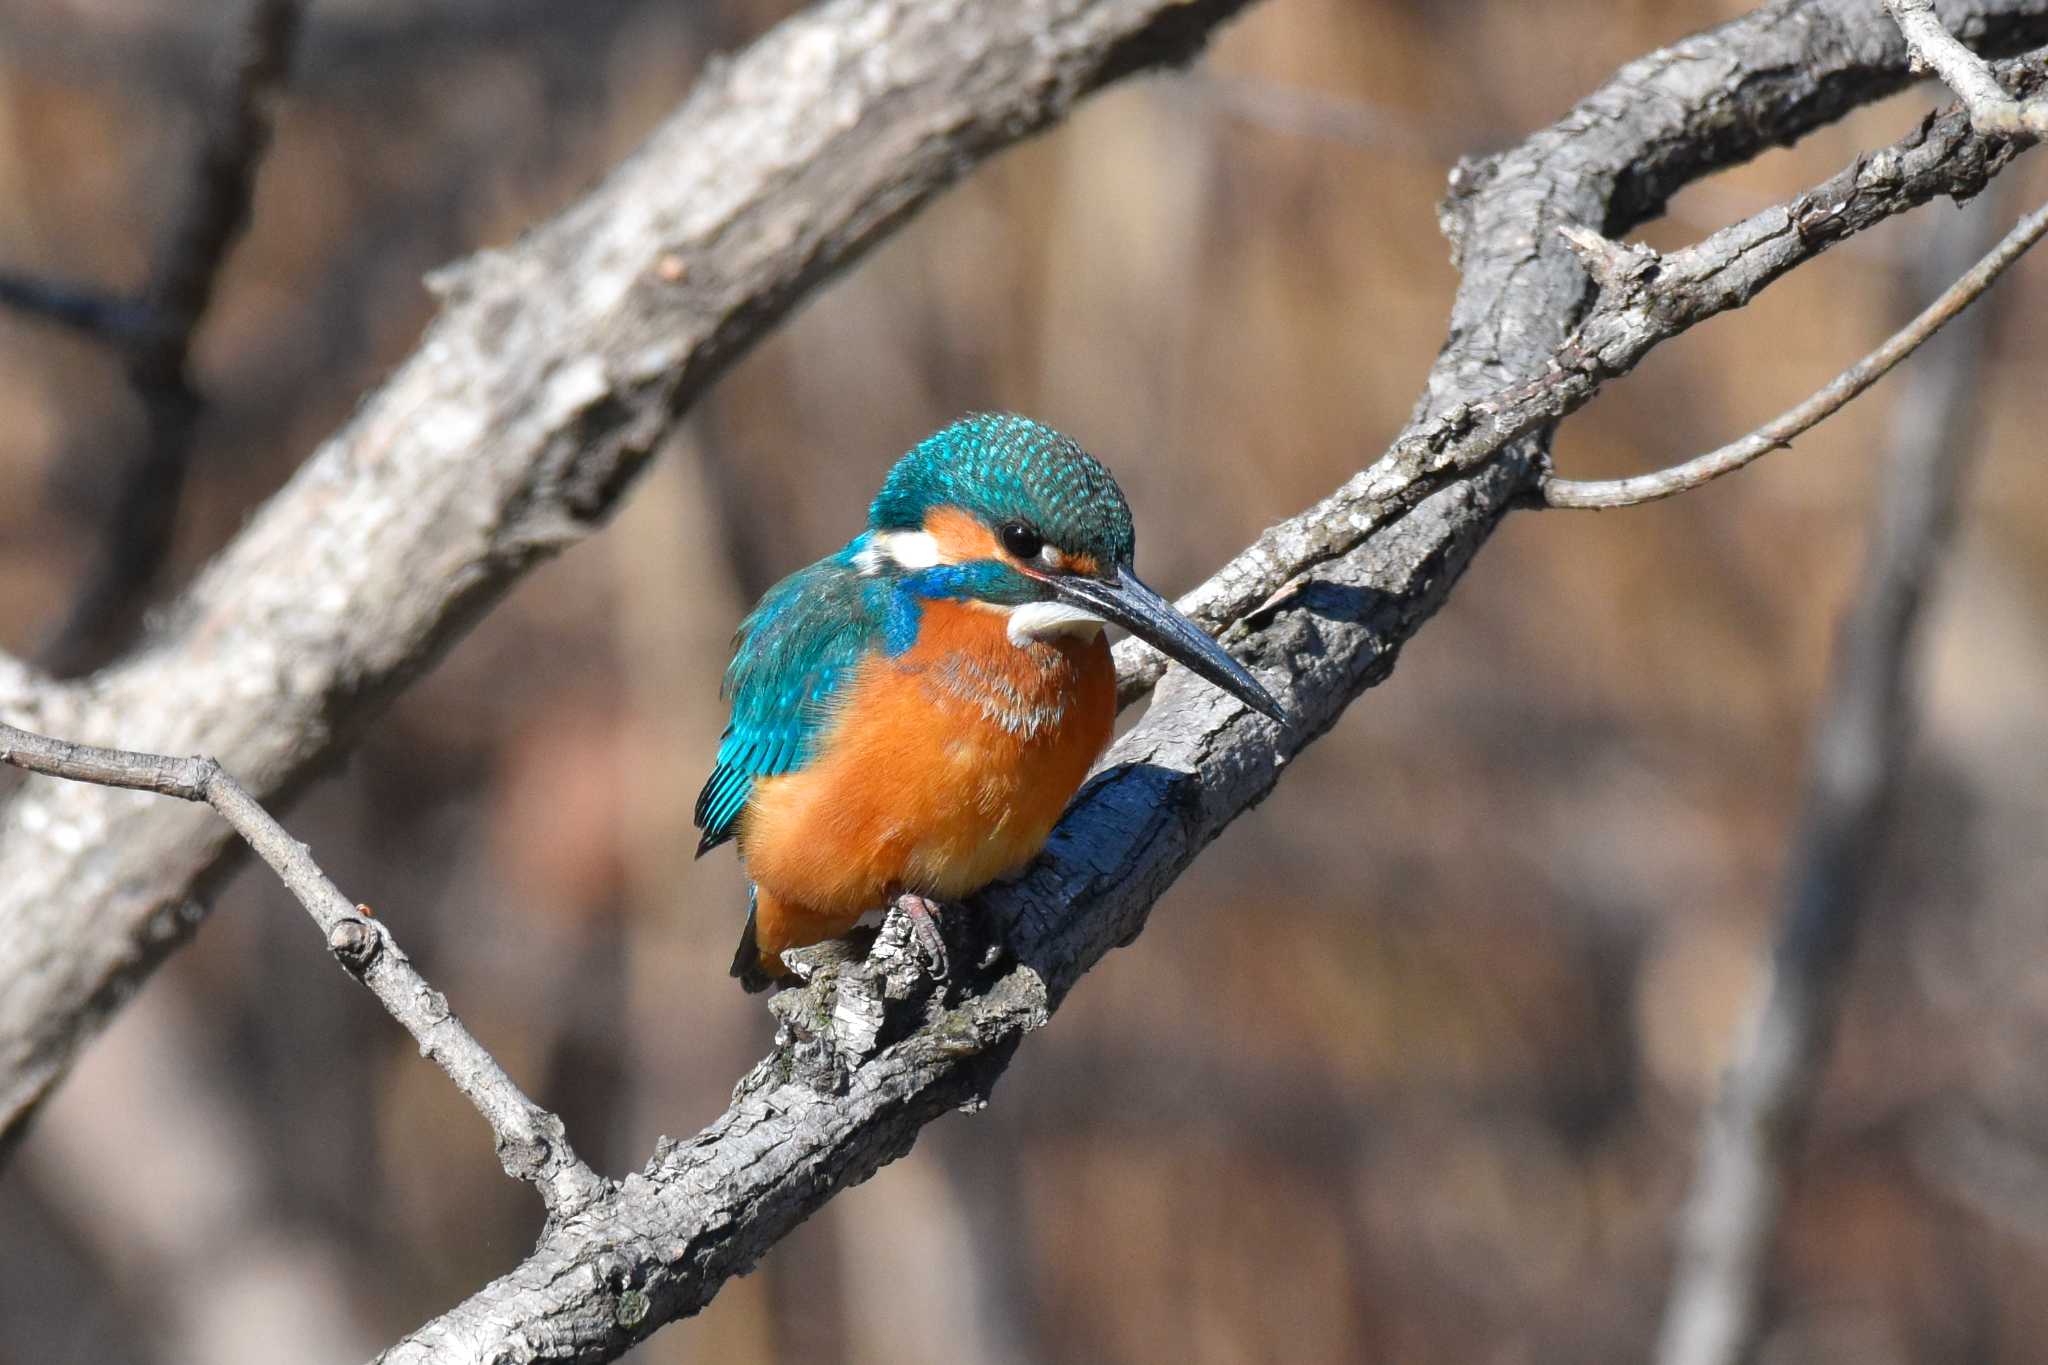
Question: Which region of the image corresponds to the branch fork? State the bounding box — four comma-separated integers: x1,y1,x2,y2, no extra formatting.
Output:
1887,0,2048,140
6,3,2048,1361
1560,223,1664,291
1541,197,2048,507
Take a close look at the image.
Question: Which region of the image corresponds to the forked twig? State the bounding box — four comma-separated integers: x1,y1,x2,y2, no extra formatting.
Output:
1887,0,2048,140
1541,198,2048,508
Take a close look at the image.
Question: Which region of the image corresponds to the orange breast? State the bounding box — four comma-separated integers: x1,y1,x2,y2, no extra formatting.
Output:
737,600,1115,946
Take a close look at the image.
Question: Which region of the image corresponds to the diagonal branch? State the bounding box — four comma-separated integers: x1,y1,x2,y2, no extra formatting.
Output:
1888,0,2048,139
381,10,2048,1364
1540,197,2048,507
0,722,607,1217
1113,49,2046,700
0,0,1266,1158
1,3,2047,1360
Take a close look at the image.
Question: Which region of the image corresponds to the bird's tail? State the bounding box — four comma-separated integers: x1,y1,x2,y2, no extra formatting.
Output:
730,889,776,994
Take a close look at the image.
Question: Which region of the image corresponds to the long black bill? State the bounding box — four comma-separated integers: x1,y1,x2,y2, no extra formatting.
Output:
1051,566,1288,724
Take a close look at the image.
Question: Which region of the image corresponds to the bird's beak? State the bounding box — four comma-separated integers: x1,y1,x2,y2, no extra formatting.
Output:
1049,566,1288,724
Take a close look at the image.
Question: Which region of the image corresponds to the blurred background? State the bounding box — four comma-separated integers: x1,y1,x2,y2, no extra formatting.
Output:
2,0,2047,1361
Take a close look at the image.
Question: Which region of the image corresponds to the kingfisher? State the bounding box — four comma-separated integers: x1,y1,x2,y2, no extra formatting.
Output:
696,414,1286,991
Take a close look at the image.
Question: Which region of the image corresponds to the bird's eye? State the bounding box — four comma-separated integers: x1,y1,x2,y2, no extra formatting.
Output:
1000,521,1045,561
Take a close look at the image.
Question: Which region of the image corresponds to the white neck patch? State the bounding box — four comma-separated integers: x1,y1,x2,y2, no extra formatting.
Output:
1007,600,1106,645
855,530,943,575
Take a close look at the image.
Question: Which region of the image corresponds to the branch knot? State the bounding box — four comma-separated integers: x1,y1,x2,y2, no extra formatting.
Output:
327,916,381,973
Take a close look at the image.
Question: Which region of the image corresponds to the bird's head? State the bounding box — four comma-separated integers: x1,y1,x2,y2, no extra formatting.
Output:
861,414,1286,724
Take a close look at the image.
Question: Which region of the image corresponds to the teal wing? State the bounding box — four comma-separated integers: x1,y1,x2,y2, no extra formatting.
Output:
694,544,882,856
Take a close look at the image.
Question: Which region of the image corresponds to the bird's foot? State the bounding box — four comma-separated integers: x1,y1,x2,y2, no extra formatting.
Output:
890,892,950,981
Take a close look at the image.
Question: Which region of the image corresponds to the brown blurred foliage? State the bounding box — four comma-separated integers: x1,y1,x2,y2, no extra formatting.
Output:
3,1,2048,1362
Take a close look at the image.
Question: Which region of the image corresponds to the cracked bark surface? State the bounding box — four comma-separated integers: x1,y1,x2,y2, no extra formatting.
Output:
1,0,2045,1360
0,0,1257,1151
382,4,2048,1359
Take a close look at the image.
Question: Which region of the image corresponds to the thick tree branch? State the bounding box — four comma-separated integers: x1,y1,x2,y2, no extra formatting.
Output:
1890,0,2048,138
377,7,2048,1362
0,0,1261,1155
1540,196,2048,507
0,722,607,1216
0,2,2045,1361
1114,48,2046,700
1653,183,2013,1365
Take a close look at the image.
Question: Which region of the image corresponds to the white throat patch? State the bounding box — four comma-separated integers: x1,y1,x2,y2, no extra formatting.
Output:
1006,600,1106,645
855,530,943,575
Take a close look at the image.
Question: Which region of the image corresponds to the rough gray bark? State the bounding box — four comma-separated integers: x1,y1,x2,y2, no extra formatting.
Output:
1540,192,2048,506
1113,35,2046,700
1890,0,2048,137
0,0,2045,1361
378,4,2048,1361
0,0,1257,1153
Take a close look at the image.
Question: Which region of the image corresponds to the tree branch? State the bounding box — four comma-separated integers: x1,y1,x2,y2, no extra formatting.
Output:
0,721,607,1216
1,2,2046,1360
374,8,2048,1362
1653,181,2014,1365
1889,0,2048,139
0,0,1264,1156
31,0,305,677
1539,196,2048,507
1114,47,2046,701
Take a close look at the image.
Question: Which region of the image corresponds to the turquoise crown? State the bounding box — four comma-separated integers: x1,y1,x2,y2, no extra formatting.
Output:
868,414,1136,569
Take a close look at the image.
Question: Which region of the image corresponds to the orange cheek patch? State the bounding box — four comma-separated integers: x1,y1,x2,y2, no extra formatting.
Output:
923,506,1002,563
1054,551,1100,576
924,505,1102,576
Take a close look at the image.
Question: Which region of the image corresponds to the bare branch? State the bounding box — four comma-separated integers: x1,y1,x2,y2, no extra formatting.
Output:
1653,185,2015,1365
0,721,607,1216
0,0,1264,1153
1888,0,2048,139
36,0,305,676
1114,49,2047,701
377,8,2048,1362
1,3,2046,1359
1540,197,2048,507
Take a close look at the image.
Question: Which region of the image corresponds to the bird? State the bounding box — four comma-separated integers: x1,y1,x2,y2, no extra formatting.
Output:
695,413,1286,991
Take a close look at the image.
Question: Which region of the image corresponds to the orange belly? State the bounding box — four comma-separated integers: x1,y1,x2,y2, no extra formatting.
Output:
736,601,1115,971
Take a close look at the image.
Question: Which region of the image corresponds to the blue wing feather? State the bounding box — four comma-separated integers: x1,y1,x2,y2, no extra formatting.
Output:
694,541,883,855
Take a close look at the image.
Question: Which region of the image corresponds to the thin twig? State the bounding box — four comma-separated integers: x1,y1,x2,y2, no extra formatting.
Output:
1114,64,2045,700
36,0,304,676
0,720,609,1217
1539,198,2048,508
0,3,2043,1358
1887,0,2048,140
1653,186,2014,1365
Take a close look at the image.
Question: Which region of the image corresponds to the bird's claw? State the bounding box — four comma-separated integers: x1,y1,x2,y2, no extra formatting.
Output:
891,892,950,981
